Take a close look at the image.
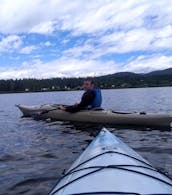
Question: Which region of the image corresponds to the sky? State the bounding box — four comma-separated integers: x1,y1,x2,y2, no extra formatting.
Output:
0,0,172,79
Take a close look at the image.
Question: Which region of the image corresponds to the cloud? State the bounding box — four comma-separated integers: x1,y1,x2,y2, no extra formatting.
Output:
100,28,154,53
0,35,22,52
43,41,53,47
29,21,57,34
0,57,119,79
0,0,172,78
61,24,172,61
0,0,78,34
122,55,172,73
0,54,171,79
20,45,37,54
0,0,172,35
63,44,95,59
0,0,58,34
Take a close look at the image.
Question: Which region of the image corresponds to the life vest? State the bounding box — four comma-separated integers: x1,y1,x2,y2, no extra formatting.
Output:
90,89,102,108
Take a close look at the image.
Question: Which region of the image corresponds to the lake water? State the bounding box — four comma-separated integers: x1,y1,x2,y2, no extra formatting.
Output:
0,87,172,195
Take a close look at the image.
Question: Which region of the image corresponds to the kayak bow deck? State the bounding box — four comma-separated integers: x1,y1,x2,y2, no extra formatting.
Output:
16,104,172,127
49,128,172,194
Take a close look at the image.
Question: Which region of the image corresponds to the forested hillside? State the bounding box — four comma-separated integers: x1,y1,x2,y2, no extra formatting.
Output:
0,68,172,93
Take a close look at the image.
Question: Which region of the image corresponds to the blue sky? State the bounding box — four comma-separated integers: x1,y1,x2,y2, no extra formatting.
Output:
0,0,172,79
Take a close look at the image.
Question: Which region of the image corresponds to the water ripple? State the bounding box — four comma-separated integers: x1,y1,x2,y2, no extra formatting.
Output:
0,88,172,194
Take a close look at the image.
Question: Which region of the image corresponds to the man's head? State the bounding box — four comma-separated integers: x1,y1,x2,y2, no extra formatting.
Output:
83,78,94,91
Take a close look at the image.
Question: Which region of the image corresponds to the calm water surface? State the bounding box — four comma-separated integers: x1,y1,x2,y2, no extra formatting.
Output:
0,87,172,195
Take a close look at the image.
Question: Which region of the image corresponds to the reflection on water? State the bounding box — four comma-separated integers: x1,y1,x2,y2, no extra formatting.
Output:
0,87,172,194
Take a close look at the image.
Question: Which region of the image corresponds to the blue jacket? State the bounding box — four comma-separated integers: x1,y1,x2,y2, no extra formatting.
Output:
65,88,102,112
90,89,102,108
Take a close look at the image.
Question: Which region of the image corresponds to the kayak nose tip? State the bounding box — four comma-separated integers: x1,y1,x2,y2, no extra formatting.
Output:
101,127,107,133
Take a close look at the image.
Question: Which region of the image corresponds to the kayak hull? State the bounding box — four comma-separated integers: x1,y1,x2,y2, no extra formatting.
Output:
49,129,172,194
16,104,172,127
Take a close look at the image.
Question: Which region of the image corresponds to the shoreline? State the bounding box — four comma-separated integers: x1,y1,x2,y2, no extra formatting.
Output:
0,85,172,95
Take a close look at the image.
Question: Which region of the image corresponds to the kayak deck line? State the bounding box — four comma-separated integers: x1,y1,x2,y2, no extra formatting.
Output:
16,104,172,127
65,193,170,195
51,166,172,195
49,128,172,194
50,153,172,195
62,165,157,179
64,150,153,174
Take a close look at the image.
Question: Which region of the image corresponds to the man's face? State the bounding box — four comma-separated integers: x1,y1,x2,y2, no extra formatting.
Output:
83,80,94,91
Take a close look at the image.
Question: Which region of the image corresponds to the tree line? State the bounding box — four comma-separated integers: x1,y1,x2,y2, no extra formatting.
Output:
0,72,172,93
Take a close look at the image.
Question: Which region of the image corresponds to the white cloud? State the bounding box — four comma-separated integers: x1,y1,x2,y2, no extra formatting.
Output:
0,57,119,79
62,39,70,44
95,25,172,54
0,0,172,78
0,0,172,35
63,25,172,60
0,1,172,54
0,35,22,52
156,25,172,38
99,28,154,53
0,69,32,79
0,54,171,79
122,55,172,73
0,0,80,34
30,21,57,34
20,45,37,54
43,41,52,47
63,44,95,59
0,0,58,34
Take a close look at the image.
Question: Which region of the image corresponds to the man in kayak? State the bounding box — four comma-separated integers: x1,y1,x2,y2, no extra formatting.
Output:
59,78,102,112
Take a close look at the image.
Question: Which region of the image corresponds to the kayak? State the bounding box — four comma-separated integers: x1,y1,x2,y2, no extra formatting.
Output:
16,104,172,127
49,128,172,195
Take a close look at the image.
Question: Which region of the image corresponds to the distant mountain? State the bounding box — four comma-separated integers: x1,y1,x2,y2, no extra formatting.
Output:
146,68,172,76
109,68,172,77
113,72,140,77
